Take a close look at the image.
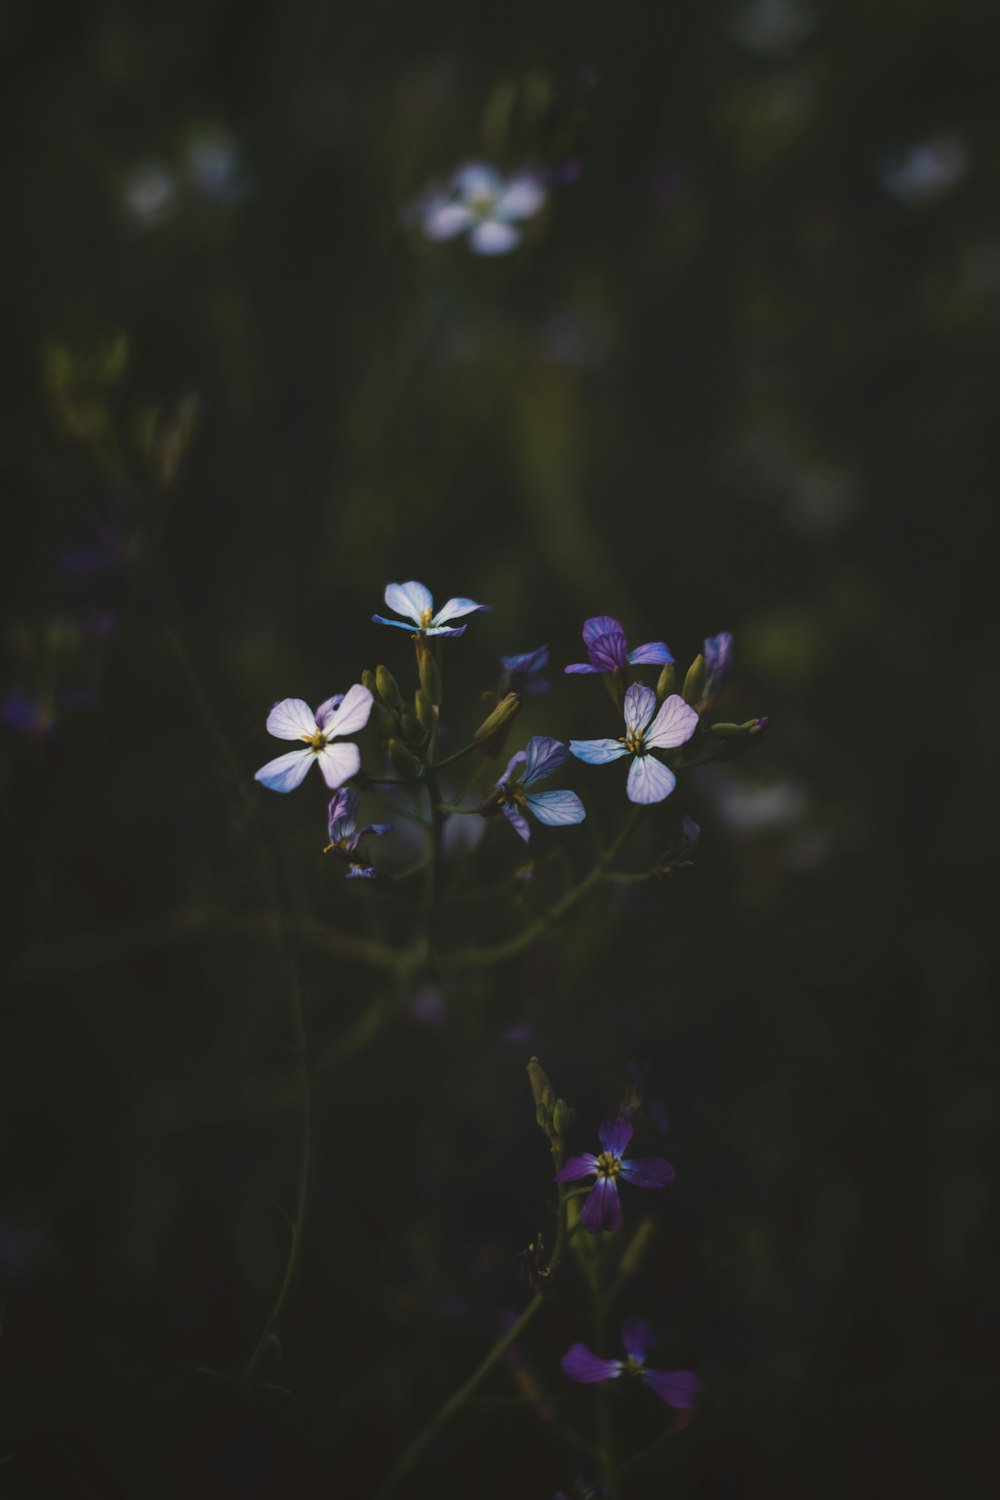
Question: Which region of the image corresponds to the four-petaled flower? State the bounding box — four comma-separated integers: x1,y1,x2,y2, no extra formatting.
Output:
565,616,673,676
561,1318,701,1410
554,1117,674,1233
495,736,586,842
372,581,490,640
325,787,393,879
499,644,550,696
570,683,699,804
417,163,547,256
254,685,372,793
703,632,733,701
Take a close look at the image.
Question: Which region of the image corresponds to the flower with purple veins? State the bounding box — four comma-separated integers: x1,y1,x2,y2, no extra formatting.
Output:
570,683,699,805
416,162,547,256
494,735,586,842
325,786,393,878
562,1318,701,1410
499,643,549,696
703,632,733,701
372,580,490,639
554,1117,674,1233
254,685,372,793
564,615,673,676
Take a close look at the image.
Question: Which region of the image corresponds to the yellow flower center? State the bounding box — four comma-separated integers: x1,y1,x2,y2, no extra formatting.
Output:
623,728,645,754
596,1151,621,1179
305,730,328,751
420,607,434,628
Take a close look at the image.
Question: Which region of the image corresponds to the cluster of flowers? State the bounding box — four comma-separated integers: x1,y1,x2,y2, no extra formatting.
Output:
254,579,761,876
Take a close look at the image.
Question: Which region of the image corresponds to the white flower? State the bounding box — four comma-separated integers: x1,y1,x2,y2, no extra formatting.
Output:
415,162,547,256
254,685,372,793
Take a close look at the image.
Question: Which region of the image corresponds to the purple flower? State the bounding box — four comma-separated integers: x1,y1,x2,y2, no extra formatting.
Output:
565,616,672,676
570,683,699,805
554,1117,674,1233
561,1319,701,1410
703,632,733,701
325,786,393,878
372,580,490,640
415,163,547,256
254,685,372,793
495,736,586,842
499,644,549,696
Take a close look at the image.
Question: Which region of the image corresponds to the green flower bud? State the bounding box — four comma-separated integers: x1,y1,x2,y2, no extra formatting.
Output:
527,1057,553,1111
552,1099,567,1136
419,649,443,706
474,692,522,754
387,739,423,778
372,702,398,739
361,669,377,695
414,689,437,734
656,662,676,700
375,665,404,711
708,721,747,738
399,711,421,743
682,654,707,705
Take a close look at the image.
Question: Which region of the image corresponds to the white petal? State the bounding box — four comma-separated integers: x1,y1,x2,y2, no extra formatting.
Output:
623,683,657,737
255,749,314,793
431,596,489,627
422,202,475,241
626,755,677,805
469,219,520,256
494,174,547,221
317,741,360,789
326,683,372,738
265,698,318,741
384,581,433,624
645,694,700,751
451,162,503,201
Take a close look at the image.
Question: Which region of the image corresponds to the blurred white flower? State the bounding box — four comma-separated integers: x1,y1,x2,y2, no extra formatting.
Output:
879,135,967,204
714,777,809,833
412,162,547,256
729,0,819,54
184,130,250,205
121,162,178,229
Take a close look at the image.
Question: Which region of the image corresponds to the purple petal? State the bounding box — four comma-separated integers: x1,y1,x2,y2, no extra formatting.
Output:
623,683,657,737
641,1368,702,1409
384,581,433,623
501,645,549,676
424,624,467,638
598,1117,634,1157
522,735,569,786
431,596,490,627
265,698,317,742
501,802,532,842
314,693,345,730
580,1177,621,1233
372,614,418,632
422,201,475,241
628,641,674,666
317,741,360,789
564,662,603,674
327,787,359,843
470,219,520,255
325,683,373,738
498,749,528,787
345,863,379,880
561,1343,623,1385
569,738,628,766
703,632,733,693
359,822,394,839
621,1318,657,1362
554,1154,599,1182
644,694,699,752
626,755,676,805
581,616,628,672
525,790,586,828
618,1157,675,1188
254,748,314,793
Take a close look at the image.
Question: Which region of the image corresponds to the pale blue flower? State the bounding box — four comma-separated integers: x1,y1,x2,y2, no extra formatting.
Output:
372,580,490,639
495,736,586,842
416,163,547,256
570,683,698,804
255,685,372,793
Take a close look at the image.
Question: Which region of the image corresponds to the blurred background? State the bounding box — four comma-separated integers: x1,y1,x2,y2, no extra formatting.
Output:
1,1,998,1495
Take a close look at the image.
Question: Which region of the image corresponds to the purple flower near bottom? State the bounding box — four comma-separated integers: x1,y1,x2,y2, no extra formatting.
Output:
562,1319,701,1410
565,615,672,676
325,787,392,878
554,1117,674,1232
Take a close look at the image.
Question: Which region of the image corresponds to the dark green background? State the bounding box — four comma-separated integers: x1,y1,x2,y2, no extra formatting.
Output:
1,2,997,1496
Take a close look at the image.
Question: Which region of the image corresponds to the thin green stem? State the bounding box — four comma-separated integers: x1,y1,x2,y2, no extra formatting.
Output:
434,803,482,815
427,740,478,771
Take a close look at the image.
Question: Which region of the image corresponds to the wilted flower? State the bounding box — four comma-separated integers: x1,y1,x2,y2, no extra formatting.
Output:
324,786,392,878
570,683,698,804
554,1117,674,1233
562,1318,701,1409
499,644,549,696
564,615,673,676
492,736,586,842
414,162,547,256
372,581,490,639
255,685,372,793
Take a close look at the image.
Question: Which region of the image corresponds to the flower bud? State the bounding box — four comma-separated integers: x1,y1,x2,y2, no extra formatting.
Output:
372,701,398,738
387,738,423,778
399,711,421,743
682,654,707,705
527,1057,553,1111
418,649,443,706
474,692,521,754
708,721,747,738
414,689,437,735
552,1098,567,1136
656,662,675,700
361,668,377,696
375,665,404,711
